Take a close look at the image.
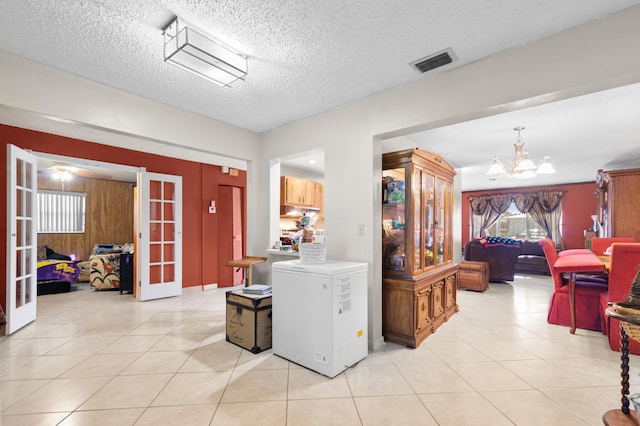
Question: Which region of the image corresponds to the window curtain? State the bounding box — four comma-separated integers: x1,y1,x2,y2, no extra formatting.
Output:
469,191,564,248
468,194,511,238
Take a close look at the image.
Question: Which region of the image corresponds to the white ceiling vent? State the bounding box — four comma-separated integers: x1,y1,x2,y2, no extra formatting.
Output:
410,48,458,74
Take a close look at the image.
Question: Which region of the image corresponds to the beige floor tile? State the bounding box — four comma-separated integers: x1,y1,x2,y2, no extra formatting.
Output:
97,334,163,353
2,354,90,380
125,322,179,336
1,273,633,426
4,376,110,414
500,359,591,389
449,361,533,392
468,338,539,361
546,357,628,387
0,379,50,410
0,337,75,357
515,338,592,359
419,392,513,426
345,365,413,397
426,339,492,363
483,389,589,426
120,351,190,375
354,349,392,366
0,412,70,426
286,398,361,426
45,335,119,355
79,374,172,410
169,320,216,335
234,349,290,371
210,401,287,426
60,352,142,378
541,387,621,425
180,343,243,372
57,408,144,426
287,367,352,399
151,371,232,406
0,355,38,377
384,343,444,365
221,369,288,403
355,395,438,425
137,404,216,426
397,363,474,394
147,333,207,352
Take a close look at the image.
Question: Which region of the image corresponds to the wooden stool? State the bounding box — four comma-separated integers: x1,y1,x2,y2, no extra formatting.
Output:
225,256,268,287
458,261,489,292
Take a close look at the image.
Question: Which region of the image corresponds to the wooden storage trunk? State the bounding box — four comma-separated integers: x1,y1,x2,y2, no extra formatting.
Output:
458,261,489,292
226,290,272,353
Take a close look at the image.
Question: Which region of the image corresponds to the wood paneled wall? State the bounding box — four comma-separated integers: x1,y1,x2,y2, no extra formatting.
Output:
37,175,134,261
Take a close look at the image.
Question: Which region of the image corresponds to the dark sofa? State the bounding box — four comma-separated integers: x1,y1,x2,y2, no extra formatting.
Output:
515,240,550,275
463,239,521,282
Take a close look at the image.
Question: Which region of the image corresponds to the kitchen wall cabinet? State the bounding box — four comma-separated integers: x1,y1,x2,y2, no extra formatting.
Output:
382,148,458,348
596,168,640,240
280,176,324,216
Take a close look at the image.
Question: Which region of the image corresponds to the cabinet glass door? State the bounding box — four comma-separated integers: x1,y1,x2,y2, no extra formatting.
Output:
423,171,435,268
382,167,406,274
435,177,446,264
444,179,453,263
413,168,422,273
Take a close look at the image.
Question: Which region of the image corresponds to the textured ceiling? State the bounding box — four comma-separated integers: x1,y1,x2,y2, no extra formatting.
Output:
2,0,639,133
2,1,640,191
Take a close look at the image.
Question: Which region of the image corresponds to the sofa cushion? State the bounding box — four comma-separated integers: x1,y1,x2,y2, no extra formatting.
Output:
519,240,544,256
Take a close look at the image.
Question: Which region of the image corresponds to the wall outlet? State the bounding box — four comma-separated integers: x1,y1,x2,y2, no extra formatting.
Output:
357,224,364,236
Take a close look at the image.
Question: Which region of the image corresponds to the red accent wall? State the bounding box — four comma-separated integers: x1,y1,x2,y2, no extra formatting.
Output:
461,182,596,249
1,124,247,311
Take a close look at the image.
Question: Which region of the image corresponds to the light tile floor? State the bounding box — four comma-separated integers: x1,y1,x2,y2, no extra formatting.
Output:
1,274,639,425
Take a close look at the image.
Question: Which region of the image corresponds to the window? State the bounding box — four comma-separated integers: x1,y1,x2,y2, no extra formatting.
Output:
484,201,546,241
38,190,87,233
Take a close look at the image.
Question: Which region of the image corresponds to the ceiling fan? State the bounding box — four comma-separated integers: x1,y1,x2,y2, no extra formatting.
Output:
40,162,112,181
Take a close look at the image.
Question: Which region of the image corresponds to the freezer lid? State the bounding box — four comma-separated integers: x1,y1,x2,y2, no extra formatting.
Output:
272,259,367,275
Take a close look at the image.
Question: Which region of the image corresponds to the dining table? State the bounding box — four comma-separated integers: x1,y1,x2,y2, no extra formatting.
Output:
553,249,607,334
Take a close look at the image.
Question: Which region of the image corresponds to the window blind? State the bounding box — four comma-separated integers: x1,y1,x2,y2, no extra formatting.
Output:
37,190,87,233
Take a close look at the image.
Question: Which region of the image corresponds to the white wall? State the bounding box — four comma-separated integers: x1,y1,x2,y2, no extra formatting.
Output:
257,6,640,350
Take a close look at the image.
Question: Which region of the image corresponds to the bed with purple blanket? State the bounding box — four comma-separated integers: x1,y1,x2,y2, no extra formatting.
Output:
37,260,80,295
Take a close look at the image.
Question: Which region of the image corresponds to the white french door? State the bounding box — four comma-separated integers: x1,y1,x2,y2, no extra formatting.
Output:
6,144,38,334
137,171,182,301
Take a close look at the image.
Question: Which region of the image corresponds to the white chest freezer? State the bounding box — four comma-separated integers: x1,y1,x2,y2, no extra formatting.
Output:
271,259,368,378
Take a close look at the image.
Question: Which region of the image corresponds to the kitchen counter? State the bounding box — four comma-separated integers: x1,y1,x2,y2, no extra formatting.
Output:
266,249,300,257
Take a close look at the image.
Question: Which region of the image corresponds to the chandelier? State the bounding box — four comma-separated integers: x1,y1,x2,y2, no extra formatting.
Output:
486,126,556,179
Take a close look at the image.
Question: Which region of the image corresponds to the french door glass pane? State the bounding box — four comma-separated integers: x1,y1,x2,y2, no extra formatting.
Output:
150,201,162,221
164,203,174,221
163,264,174,282
150,265,162,284
163,182,174,201
164,244,175,262
150,244,161,263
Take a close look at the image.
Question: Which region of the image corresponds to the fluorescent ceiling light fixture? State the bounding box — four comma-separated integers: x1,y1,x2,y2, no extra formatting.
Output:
487,126,556,180
163,17,247,87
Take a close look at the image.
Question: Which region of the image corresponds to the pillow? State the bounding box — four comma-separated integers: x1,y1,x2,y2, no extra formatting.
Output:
37,245,48,260
93,244,116,255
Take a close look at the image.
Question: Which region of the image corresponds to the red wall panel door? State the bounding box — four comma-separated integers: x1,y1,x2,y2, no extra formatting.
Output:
218,186,243,286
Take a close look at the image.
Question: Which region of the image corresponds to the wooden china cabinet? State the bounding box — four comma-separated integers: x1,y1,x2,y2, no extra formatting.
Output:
382,148,458,348
596,168,640,240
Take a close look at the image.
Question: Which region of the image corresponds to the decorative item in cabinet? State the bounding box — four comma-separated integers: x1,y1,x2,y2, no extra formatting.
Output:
382,148,458,348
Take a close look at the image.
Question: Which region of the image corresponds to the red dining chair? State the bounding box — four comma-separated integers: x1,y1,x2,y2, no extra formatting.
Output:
599,243,640,353
591,237,635,256
539,238,608,331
